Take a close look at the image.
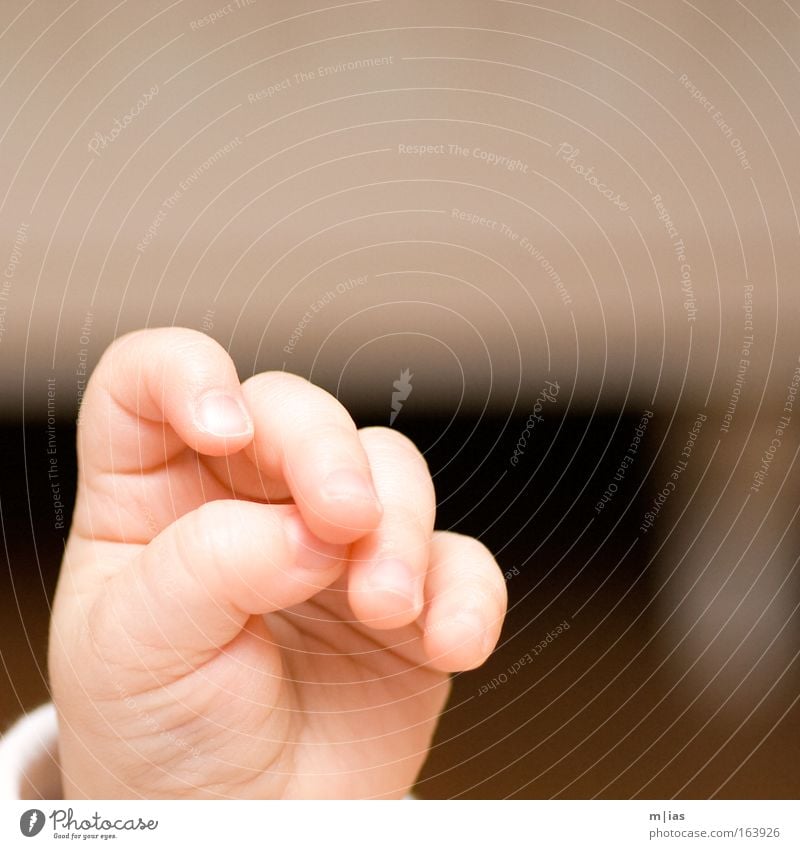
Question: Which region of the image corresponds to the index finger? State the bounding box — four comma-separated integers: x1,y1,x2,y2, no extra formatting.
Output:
241,371,383,545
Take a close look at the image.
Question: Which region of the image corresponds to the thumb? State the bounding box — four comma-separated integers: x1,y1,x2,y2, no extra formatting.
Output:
79,327,255,477
87,499,348,689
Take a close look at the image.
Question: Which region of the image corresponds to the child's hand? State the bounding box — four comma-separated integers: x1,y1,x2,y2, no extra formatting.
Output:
49,328,507,798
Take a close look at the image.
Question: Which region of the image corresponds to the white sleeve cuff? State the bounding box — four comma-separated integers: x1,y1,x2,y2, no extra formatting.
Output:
0,703,62,800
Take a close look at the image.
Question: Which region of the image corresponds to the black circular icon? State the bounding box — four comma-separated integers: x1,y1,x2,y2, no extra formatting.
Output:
19,809,45,837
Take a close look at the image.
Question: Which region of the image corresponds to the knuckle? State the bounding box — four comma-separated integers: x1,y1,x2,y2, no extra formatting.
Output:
168,329,224,360
359,425,418,457
91,329,141,384
242,371,320,405
168,332,233,385
178,501,241,579
381,496,435,537
359,426,433,481
94,327,226,394
241,370,296,396
179,500,283,581
242,373,357,434
434,532,508,606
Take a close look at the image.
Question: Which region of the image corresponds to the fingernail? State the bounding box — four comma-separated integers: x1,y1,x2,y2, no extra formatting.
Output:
196,392,252,438
470,616,495,656
437,610,493,656
323,468,381,508
368,558,421,609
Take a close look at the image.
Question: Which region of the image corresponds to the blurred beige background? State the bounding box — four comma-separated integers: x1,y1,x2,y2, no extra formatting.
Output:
0,0,797,418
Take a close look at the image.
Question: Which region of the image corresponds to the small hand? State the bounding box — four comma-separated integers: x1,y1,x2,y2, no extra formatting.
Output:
50,328,507,798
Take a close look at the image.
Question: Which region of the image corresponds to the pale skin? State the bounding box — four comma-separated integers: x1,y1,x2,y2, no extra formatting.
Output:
49,328,507,799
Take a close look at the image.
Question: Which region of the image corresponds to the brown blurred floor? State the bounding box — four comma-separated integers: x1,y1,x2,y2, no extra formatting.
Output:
1,414,798,798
